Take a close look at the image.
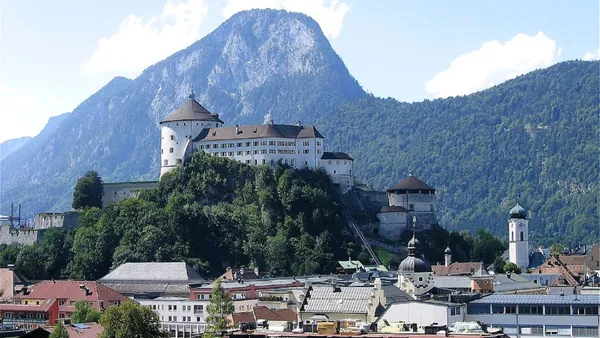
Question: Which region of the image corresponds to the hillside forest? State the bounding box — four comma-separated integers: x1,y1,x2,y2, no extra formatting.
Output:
0,153,505,281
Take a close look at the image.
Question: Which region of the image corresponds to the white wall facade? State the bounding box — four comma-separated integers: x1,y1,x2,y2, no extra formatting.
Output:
319,158,353,186
399,272,433,298
160,120,221,176
388,192,436,212
377,302,465,328
508,218,529,269
137,297,209,338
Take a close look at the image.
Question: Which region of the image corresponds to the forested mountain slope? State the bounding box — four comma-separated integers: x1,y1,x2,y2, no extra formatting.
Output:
321,61,599,246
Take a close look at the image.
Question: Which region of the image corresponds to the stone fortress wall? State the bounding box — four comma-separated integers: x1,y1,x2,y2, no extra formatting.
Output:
0,212,80,246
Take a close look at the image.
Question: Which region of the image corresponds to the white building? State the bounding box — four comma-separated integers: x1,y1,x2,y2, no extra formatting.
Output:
137,297,208,338
508,203,529,270
376,174,437,240
466,294,600,338
377,300,466,329
159,92,354,188
397,230,433,299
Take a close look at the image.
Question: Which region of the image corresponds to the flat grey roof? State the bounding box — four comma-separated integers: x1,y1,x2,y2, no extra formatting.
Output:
469,294,600,305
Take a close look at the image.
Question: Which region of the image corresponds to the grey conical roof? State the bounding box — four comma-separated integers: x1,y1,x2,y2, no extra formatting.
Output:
160,95,224,124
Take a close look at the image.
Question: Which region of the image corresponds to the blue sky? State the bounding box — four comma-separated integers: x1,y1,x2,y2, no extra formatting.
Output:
0,0,598,143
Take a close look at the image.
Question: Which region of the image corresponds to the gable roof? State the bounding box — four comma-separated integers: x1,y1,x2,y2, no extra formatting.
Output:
99,262,205,283
45,322,104,338
321,152,353,161
160,97,223,124
302,286,373,314
13,281,128,311
253,306,297,322
432,262,482,276
193,124,324,142
387,175,435,192
433,276,471,289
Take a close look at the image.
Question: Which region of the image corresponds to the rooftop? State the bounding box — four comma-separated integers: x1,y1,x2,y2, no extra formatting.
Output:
302,286,374,314
99,262,205,283
387,175,435,192
193,124,324,142
160,96,223,124
469,294,600,305
321,152,353,161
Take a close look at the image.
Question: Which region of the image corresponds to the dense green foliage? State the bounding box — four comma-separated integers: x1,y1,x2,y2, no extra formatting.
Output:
72,171,104,210
100,301,168,338
49,322,69,338
71,300,102,323
10,228,73,280
503,262,522,274
322,61,599,246
206,278,234,336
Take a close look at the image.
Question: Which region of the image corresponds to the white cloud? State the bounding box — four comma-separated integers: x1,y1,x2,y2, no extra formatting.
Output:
221,0,350,38
426,32,561,98
583,47,600,61
83,0,209,76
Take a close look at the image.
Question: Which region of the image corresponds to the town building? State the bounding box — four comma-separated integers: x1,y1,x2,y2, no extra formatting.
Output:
159,92,354,188
229,306,298,329
299,280,386,323
375,174,437,240
377,300,466,329
466,294,600,338
98,262,207,338
0,281,128,330
21,322,103,338
0,267,28,301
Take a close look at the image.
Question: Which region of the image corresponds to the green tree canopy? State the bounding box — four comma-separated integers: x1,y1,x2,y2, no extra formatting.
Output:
49,322,69,338
71,300,101,323
206,278,234,335
72,171,104,210
550,243,564,256
504,262,522,274
99,301,168,338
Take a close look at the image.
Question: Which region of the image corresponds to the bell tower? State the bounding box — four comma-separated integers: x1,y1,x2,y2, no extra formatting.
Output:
508,203,529,270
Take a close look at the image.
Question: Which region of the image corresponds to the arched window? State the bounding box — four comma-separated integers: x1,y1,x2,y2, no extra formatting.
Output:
520,231,524,241
511,231,514,241
169,148,174,153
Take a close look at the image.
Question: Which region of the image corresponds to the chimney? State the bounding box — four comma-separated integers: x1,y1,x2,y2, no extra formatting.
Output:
270,119,274,125
254,267,259,277
7,264,14,271
296,121,301,127
22,286,28,295
236,125,239,134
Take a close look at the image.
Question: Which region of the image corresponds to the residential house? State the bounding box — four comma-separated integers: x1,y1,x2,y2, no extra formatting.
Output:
219,266,262,282
229,306,298,330
19,322,103,338
0,281,128,330
0,267,28,301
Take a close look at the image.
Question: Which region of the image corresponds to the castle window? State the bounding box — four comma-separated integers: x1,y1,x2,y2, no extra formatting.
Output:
245,142,251,147
520,231,524,241
246,160,251,164
291,159,294,166
262,159,266,165
200,145,204,150
164,160,168,165
336,161,340,164
305,161,308,166
254,150,259,154
170,135,174,141
161,149,163,154
317,141,321,146
511,231,514,241
318,149,322,154
169,148,174,153
254,142,259,146
303,149,309,154
196,123,198,125
334,170,336,174
183,123,186,126
430,204,434,211
237,142,242,147
409,204,414,211
216,124,219,127
229,143,234,148
254,160,257,165
176,159,182,164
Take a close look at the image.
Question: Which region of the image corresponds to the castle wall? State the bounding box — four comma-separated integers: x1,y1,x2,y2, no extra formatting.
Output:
102,181,158,206
0,226,44,246
354,189,387,207
388,192,436,212
33,212,78,230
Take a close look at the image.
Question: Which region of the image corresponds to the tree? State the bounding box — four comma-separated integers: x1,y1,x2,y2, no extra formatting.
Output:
100,301,168,338
493,256,506,273
73,171,104,210
71,300,101,323
205,278,234,335
504,262,522,274
49,322,69,338
550,243,564,256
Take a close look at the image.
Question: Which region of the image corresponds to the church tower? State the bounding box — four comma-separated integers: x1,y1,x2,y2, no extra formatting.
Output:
508,203,529,270
444,245,452,267
398,217,433,299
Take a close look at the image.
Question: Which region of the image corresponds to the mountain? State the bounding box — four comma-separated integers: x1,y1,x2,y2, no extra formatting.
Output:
321,60,598,246
0,137,31,161
0,9,597,246
0,9,365,215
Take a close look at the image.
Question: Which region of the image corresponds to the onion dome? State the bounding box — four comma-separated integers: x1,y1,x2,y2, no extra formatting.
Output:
444,246,452,255
509,203,527,219
398,231,431,273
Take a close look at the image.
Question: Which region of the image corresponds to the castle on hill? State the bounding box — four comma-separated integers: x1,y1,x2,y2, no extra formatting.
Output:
159,91,355,188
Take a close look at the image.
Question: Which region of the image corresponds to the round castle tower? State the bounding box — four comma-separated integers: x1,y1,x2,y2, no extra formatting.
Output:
508,203,529,270
386,173,437,230
160,91,224,177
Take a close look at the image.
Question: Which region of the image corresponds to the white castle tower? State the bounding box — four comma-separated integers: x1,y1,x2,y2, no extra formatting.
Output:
159,91,224,177
508,203,529,270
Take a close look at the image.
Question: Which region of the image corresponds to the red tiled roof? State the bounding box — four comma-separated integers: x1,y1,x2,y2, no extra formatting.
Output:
432,262,482,276
253,306,297,322
14,280,129,311
46,322,104,338
558,255,585,266
231,311,255,325
0,300,54,312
